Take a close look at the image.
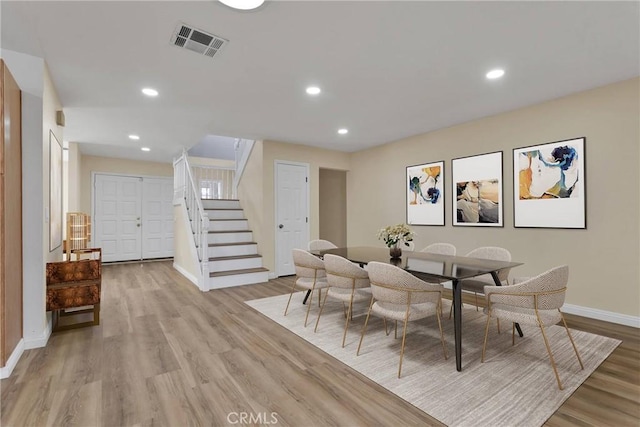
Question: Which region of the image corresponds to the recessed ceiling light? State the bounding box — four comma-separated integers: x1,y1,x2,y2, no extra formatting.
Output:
486,69,505,80
338,128,348,135
306,86,321,95
141,147,151,152
128,134,140,140
219,0,265,10
141,88,159,97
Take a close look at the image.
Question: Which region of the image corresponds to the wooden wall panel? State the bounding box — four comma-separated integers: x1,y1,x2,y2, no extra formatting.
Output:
1,59,24,367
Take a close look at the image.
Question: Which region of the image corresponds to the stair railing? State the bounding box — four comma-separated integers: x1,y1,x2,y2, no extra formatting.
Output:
174,150,209,289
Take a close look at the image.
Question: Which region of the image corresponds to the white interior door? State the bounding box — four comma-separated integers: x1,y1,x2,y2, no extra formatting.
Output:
94,174,142,262
275,161,309,276
142,177,174,259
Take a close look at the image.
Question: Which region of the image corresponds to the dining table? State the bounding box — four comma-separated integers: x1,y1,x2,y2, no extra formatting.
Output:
309,246,523,372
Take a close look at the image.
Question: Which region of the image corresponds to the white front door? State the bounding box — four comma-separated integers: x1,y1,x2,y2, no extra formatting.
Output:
275,161,309,276
142,177,174,259
94,174,142,262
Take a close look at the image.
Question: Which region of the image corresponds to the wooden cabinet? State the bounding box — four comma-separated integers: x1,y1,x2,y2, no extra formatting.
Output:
1,59,24,368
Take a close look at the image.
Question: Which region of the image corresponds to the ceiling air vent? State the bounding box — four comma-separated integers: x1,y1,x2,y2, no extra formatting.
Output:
171,23,228,59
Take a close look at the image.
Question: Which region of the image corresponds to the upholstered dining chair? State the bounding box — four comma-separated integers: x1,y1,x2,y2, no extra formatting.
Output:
308,239,338,251
481,265,583,390
285,249,330,327
357,262,448,378
420,242,457,256
449,246,512,318
314,254,371,347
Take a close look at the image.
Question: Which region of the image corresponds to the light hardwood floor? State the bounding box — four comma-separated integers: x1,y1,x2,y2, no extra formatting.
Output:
1,261,639,426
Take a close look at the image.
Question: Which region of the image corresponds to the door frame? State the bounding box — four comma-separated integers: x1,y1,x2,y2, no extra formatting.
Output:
274,160,310,277
91,172,172,252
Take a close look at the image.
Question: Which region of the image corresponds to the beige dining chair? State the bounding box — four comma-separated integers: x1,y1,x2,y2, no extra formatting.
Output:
285,249,330,327
449,246,512,318
308,239,338,251
420,242,456,256
314,254,371,347
481,265,583,390
357,261,448,378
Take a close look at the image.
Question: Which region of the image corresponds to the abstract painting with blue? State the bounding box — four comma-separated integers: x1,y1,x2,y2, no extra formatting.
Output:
406,161,445,226
513,137,586,228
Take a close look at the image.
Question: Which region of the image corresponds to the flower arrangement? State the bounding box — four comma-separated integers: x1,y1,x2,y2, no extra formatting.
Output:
377,223,414,248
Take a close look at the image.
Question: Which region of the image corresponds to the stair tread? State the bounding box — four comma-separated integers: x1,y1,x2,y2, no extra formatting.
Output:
209,218,247,221
208,242,257,247
210,267,269,277
209,254,261,261
208,230,251,234
204,208,243,211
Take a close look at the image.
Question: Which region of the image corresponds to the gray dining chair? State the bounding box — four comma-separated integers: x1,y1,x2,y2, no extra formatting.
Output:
481,265,583,390
314,254,371,347
357,261,448,378
285,249,330,327
449,246,512,318
308,239,338,251
420,242,456,256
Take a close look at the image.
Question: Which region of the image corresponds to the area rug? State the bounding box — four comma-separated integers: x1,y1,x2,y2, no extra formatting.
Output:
245,292,621,427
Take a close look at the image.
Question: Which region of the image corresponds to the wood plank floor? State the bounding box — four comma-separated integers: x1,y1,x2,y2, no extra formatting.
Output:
1,261,638,426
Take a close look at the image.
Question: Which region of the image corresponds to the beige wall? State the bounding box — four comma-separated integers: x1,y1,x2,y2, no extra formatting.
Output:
319,168,347,247
347,78,640,317
79,155,173,214
173,205,199,281
239,141,350,272
43,65,64,263
67,142,81,212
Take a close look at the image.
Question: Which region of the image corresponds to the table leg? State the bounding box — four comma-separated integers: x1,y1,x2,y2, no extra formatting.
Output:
452,279,462,372
490,271,523,337
302,290,311,305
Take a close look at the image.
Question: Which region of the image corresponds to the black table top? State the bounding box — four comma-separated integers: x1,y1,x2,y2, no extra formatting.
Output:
311,246,522,281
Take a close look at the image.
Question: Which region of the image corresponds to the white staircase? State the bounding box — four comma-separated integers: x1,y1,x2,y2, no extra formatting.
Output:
202,199,269,289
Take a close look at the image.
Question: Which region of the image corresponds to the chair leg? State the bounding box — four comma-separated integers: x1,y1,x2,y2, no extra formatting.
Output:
474,292,479,311
539,323,564,390
497,318,501,334
383,317,390,336
317,289,322,307
357,298,375,356
481,312,492,362
560,312,584,370
398,315,410,378
303,287,315,327
342,302,348,318
341,295,355,348
314,288,330,332
394,320,398,339
512,323,515,345
283,280,298,316
435,303,448,359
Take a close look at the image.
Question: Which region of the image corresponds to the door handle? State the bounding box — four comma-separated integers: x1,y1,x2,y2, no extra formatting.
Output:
278,224,284,229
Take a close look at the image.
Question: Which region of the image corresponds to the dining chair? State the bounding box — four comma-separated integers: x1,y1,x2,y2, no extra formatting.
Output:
420,242,456,256
308,239,338,251
481,265,583,390
314,254,371,347
449,246,512,318
285,249,330,327
357,261,448,378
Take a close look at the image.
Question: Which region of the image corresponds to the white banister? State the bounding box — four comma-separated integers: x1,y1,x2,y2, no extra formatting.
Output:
174,150,209,290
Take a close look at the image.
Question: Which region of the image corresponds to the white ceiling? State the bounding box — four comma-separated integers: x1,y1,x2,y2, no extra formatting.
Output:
2,1,639,164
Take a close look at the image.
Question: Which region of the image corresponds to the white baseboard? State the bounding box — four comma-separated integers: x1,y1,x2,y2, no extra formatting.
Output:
173,262,201,287
24,319,52,350
268,272,277,280
0,339,25,379
563,304,640,328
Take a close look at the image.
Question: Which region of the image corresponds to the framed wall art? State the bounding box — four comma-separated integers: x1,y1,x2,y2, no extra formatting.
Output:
452,151,503,227
49,130,63,251
513,137,586,228
406,160,445,226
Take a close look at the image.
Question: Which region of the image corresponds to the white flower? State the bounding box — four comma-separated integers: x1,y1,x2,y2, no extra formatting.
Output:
377,223,414,248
